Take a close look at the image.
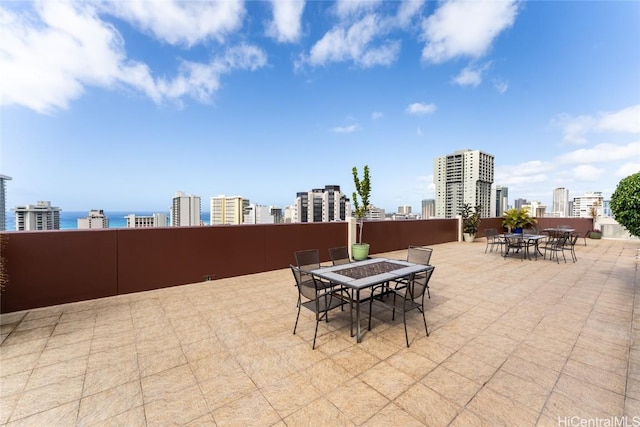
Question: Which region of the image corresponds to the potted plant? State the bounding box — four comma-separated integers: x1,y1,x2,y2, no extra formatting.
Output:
502,207,536,233
460,203,480,242
351,165,371,260
589,201,601,238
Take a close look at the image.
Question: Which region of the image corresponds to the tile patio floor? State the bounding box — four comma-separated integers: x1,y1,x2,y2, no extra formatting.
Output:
1,238,639,426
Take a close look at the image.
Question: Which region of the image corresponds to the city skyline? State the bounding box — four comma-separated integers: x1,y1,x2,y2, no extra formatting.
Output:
1,1,638,214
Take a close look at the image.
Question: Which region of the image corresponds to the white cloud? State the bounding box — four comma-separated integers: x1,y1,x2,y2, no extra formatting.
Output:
396,0,426,28
596,104,640,133
493,79,508,94
616,163,640,178
452,63,490,87
421,0,519,63
104,0,245,47
266,0,305,43
331,124,360,133
0,2,266,113
371,111,383,120
552,104,640,145
406,102,437,115
304,14,400,68
570,164,604,182
334,0,383,20
556,142,640,164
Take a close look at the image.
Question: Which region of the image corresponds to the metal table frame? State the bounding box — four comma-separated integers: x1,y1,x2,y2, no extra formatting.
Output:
311,258,432,343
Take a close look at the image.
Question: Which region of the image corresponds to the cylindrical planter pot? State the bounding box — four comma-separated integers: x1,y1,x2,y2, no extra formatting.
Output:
352,243,370,261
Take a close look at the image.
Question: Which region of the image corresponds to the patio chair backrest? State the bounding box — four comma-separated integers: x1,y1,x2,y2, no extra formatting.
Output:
290,265,318,301
294,249,321,272
407,246,433,265
329,246,351,265
405,267,435,302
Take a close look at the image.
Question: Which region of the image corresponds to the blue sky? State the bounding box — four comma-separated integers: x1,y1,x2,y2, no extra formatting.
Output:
1,0,639,214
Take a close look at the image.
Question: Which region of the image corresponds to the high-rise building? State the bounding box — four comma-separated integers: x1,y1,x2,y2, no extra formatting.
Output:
552,187,570,217
78,210,109,229
0,175,11,231
421,199,435,219
13,201,61,231
522,201,547,218
125,213,168,228
171,191,201,226
398,205,412,215
243,204,280,224
434,149,494,218
514,198,529,210
573,192,603,218
294,185,349,223
490,184,509,217
210,195,248,225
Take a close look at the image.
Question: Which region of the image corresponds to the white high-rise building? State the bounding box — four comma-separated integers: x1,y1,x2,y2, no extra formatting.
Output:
78,210,109,229
434,149,494,218
171,191,201,226
0,175,11,231
243,204,276,224
125,213,168,228
552,187,570,217
210,195,248,225
294,185,349,223
573,192,604,218
398,205,412,215
13,201,61,231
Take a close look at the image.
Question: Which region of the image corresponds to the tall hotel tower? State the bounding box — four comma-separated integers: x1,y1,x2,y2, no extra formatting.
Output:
294,185,348,223
171,191,201,226
434,149,494,219
13,201,61,231
552,187,570,217
0,174,11,231
210,195,248,225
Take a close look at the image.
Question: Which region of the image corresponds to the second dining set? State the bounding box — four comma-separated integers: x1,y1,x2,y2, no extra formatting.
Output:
485,227,580,263
290,246,435,349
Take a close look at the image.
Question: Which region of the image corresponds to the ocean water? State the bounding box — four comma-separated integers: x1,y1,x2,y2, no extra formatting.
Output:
5,211,210,230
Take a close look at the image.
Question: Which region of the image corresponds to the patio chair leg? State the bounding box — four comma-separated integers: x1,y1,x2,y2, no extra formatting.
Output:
312,320,319,350
293,305,301,335
421,309,429,337
403,311,409,347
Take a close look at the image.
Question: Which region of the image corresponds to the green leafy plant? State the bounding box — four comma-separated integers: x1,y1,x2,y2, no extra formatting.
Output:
502,207,536,233
460,203,480,234
610,172,640,237
352,165,371,244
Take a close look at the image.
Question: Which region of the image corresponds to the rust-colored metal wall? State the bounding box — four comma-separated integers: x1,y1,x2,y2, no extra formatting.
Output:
1,230,118,313
0,217,592,313
366,219,458,254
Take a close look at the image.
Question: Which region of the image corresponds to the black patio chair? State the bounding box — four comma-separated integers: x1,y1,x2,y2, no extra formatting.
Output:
541,232,569,263
368,267,435,347
387,246,433,298
291,265,346,349
328,246,351,266
484,228,505,254
503,235,527,260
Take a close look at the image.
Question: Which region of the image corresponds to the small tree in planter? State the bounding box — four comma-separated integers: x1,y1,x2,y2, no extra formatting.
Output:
352,165,371,260
460,203,480,242
589,200,601,238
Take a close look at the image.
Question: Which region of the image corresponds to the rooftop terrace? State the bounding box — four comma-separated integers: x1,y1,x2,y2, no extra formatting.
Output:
1,238,639,426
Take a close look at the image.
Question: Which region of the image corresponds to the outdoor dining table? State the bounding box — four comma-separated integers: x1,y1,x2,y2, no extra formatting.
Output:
310,258,433,343
501,233,548,260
